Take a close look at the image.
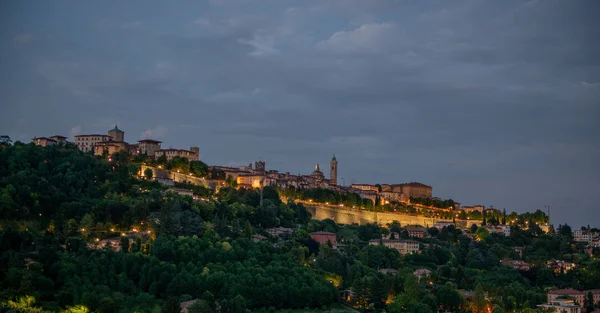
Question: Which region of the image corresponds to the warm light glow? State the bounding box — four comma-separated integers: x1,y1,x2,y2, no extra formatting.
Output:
189,173,193,176
110,228,114,232
132,228,138,232
121,233,126,236
81,228,85,232
95,238,99,242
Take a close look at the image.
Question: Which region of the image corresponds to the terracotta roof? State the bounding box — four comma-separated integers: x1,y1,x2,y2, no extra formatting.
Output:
138,139,162,143
32,137,56,141
548,289,585,295
74,134,111,137
311,231,336,235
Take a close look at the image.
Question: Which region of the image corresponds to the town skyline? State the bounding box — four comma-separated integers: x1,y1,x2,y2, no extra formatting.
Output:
1,1,599,228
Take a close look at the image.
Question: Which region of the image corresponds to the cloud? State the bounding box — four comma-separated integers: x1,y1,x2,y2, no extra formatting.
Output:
238,34,280,56
316,23,395,55
69,125,82,138
13,33,33,44
141,126,168,139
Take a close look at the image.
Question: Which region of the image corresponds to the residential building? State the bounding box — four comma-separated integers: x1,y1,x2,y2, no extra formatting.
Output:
311,231,337,246
547,290,600,307
252,234,267,242
546,260,577,275
573,230,593,244
414,268,432,280
485,225,511,237
379,191,405,203
180,300,198,313
405,226,427,238
379,268,398,275
462,205,485,213
392,182,433,199
137,139,162,156
357,190,378,204
369,239,420,255
32,137,57,147
154,147,199,161
32,135,69,147
500,259,532,271
74,134,112,152
237,174,276,188
538,299,582,313
267,227,294,238
94,140,130,156
351,184,379,192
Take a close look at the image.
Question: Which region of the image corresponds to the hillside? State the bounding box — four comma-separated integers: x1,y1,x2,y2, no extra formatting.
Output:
1,142,599,313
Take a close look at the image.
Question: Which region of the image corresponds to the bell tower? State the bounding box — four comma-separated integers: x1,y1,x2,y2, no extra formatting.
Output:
330,155,338,185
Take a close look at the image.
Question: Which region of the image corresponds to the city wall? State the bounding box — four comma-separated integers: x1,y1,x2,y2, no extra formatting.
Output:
140,165,213,188
305,204,480,228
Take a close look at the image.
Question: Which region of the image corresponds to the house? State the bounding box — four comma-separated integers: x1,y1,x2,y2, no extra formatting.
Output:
266,227,294,239
547,260,577,275
311,231,337,247
485,225,511,237
405,226,427,238
369,239,420,255
547,289,600,307
414,268,432,280
572,230,593,244
252,234,267,242
462,205,485,213
538,299,582,313
180,300,198,313
379,268,398,275
500,259,532,271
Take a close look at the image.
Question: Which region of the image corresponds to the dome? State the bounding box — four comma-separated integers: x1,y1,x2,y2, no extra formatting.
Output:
311,163,325,182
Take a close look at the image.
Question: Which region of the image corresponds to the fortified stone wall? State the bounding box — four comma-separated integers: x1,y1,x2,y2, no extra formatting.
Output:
305,204,480,228
140,165,212,188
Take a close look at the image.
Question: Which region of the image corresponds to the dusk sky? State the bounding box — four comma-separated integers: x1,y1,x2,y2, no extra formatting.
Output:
1,1,598,227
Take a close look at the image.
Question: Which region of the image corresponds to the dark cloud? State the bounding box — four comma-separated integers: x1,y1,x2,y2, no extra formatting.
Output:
1,0,599,227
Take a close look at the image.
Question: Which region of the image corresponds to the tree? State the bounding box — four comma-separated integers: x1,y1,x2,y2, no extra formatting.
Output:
471,284,487,313
584,291,594,313
0,135,12,146
162,297,180,313
189,300,213,313
144,168,153,180
475,227,489,241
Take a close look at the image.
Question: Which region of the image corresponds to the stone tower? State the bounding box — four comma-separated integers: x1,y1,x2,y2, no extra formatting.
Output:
108,124,124,141
330,155,338,185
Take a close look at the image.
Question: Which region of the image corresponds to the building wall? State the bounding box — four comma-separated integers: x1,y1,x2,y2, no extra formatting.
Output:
138,141,161,156
75,135,111,152
155,148,199,161
108,129,124,141
94,145,122,156
305,204,480,228
311,233,337,245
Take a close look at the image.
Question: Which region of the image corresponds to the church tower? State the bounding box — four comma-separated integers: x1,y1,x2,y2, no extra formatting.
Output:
330,155,338,185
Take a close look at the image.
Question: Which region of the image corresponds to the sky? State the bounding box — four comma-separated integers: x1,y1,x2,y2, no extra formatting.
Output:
1,0,599,227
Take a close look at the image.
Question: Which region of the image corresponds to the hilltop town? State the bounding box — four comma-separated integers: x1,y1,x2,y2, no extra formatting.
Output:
13,128,600,313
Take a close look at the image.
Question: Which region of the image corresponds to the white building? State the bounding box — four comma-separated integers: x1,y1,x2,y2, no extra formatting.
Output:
572,230,593,244
369,239,420,255
485,225,511,237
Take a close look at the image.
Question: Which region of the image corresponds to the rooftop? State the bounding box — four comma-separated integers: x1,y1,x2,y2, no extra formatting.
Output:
138,139,162,143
